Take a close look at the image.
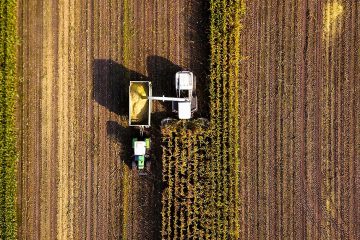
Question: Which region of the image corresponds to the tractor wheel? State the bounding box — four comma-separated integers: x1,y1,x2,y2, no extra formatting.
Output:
146,160,151,171
145,138,151,149
132,138,137,148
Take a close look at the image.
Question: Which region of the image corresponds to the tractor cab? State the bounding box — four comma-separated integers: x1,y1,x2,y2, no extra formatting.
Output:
132,138,151,173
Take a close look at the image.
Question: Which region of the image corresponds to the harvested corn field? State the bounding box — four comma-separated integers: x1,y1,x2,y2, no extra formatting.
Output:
238,0,360,239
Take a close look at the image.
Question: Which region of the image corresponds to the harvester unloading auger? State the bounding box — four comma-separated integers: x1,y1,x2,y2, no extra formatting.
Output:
128,71,197,175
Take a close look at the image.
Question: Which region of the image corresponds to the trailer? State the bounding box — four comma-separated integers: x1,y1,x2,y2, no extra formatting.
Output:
129,71,197,128
129,81,152,128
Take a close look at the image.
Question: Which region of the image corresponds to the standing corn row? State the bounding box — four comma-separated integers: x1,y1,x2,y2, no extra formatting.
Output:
161,120,211,240
161,0,245,238
0,0,18,239
209,0,245,238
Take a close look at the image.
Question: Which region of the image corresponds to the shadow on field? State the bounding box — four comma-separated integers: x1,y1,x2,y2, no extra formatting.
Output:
106,121,136,169
93,56,182,116
93,59,146,116
93,57,182,240
146,56,182,112
185,0,210,117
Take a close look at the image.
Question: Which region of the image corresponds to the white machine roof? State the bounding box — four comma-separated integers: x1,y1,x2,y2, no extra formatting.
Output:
177,72,193,90
178,101,191,119
134,141,146,155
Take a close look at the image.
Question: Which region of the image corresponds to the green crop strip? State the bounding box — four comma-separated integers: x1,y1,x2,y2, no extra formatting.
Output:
0,0,18,239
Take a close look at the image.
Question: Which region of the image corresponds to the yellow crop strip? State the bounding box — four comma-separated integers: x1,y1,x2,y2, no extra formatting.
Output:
209,0,245,238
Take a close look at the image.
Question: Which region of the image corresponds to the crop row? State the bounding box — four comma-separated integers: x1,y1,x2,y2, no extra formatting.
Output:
161,120,212,239
160,0,245,239
207,0,245,238
0,0,18,239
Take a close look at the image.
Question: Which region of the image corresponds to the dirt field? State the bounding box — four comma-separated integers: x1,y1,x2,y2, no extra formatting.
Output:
238,0,360,239
16,0,208,239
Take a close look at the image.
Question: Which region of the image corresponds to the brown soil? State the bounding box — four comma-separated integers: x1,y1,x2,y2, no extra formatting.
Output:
238,0,360,239
16,0,209,239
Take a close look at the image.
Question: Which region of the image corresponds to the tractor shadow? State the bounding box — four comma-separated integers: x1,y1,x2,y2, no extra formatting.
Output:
106,121,136,169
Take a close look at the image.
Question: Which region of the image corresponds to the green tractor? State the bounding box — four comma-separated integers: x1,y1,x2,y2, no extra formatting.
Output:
132,137,151,174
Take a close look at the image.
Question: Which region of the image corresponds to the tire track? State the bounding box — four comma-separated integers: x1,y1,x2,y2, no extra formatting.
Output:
85,0,95,238
348,3,357,240
57,0,72,238
92,0,100,237
267,0,278,238
96,0,111,237
353,3,360,238
40,0,54,238
313,1,323,239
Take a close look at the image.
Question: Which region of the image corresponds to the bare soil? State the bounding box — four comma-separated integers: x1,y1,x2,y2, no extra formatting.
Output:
16,0,209,239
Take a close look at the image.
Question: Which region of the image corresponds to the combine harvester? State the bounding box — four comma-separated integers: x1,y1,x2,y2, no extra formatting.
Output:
128,71,197,175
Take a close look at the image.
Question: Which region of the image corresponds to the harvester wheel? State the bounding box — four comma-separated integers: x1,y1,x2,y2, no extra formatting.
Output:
197,118,209,127
145,138,151,149
161,117,175,127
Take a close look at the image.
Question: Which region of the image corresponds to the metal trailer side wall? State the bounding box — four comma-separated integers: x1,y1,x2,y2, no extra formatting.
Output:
129,81,152,127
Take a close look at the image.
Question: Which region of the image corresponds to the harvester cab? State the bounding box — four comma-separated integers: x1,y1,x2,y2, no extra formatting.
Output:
172,71,197,119
132,137,151,175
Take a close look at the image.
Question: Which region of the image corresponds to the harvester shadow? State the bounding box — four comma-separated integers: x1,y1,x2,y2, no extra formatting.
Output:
93,57,182,116
146,56,181,112
184,0,210,117
93,59,147,116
